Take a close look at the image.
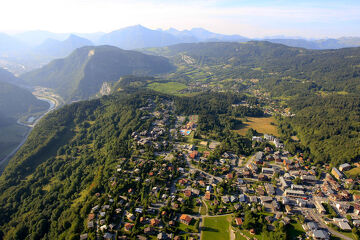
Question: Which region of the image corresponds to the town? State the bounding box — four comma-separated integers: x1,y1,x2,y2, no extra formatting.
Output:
79,96,360,240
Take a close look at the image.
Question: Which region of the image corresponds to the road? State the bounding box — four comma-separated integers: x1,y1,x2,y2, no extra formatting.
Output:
0,92,59,170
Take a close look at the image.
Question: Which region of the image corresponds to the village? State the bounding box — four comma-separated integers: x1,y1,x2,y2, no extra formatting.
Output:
80,96,360,240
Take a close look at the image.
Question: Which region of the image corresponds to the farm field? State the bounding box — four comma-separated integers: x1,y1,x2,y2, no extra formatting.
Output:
201,215,231,240
147,82,187,95
235,117,278,136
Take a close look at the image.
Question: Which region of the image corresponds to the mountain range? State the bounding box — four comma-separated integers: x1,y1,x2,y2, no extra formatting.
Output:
2,25,360,75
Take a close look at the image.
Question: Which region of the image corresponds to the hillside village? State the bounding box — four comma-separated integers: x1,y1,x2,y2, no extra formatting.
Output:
77,96,360,240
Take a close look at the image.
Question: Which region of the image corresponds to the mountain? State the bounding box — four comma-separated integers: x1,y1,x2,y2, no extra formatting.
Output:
183,27,248,42
13,30,69,46
266,38,360,49
98,25,181,49
0,68,49,119
34,34,93,58
21,45,175,102
75,32,105,43
0,33,30,56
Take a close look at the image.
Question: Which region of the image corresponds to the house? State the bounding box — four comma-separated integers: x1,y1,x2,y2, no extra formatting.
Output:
258,174,268,181
184,190,192,197
150,218,160,226
205,192,212,200
265,183,275,195
307,222,318,230
338,221,351,231
80,234,88,240
239,194,247,203
222,195,230,203
353,219,360,227
87,221,94,229
339,163,351,172
103,233,114,240
124,223,134,231
354,204,360,215
189,151,199,159
157,232,169,240
144,227,154,235
180,214,192,225
312,229,330,240
331,167,344,180
235,218,243,226
335,203,350,214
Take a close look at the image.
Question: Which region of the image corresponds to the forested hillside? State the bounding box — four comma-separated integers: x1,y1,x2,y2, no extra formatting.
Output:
278,94,360,166
0,90,261,239
21,46,175,102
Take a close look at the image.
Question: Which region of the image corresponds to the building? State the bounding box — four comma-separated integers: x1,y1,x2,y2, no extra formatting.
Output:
312,229,330,240
331,167,344,180
315,201,326,214
262,167,275,175
285,189,306,198
180,214,192,225
339,163,351,172
301,175,317,183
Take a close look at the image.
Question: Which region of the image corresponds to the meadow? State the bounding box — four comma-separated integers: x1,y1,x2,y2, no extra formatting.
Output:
236,117,278,136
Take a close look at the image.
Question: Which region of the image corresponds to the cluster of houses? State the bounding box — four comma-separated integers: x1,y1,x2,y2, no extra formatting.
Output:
252,134,284,148
78,95,360,240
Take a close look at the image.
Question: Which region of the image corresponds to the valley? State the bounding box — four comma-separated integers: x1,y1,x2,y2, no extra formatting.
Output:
1,36,360,240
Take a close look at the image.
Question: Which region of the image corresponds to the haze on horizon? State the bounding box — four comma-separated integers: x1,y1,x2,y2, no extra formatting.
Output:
0,0,360,39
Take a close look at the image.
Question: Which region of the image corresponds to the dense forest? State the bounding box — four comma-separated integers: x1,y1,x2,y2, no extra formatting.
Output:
278,94,360,166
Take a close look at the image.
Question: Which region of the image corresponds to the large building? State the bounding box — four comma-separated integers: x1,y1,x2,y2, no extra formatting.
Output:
331,167,344,180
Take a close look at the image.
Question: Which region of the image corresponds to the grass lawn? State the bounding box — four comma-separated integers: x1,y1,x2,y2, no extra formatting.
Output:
345,167,360,178
179,222,198,233
147,82,187,95
235,117,278,136
201,215,231,240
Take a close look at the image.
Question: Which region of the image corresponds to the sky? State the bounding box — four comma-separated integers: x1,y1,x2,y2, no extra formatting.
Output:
0,0,359,38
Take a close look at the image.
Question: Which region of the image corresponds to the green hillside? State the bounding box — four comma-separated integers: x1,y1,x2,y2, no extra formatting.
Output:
144,41,360,96
21,45,175,102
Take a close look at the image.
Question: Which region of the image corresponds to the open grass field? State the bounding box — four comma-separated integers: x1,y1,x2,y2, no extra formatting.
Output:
345,167,360,178
201,215,231,240
235,117,278,136
147,82,187,95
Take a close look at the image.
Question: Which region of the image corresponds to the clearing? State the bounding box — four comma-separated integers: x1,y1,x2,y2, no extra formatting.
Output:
201,215,232,240
235,117,278,136
345,167,360,178
147,82,187,95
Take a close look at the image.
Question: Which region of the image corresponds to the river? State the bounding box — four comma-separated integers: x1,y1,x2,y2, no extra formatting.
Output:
0,94,58,172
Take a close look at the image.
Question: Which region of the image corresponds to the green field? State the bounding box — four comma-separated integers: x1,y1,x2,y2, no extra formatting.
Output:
236,117,278,136
201,215,231,240
345,167,360,178
147,82,187,95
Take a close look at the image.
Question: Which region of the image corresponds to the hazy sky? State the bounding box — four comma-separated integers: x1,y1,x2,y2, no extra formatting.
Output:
1,0,359,38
